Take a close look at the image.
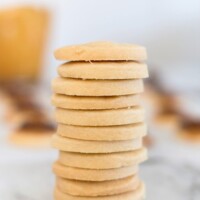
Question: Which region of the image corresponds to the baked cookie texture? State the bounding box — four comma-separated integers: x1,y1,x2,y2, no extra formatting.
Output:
56,123,147,141
57,175,140,196
52,134,143,153
58,61,148,79
52,77,144,96
54,183,145,200
54,41,147,61
53,162,139,181
51,41,148,199
52,94,141,110
55,107,145,126
58,148,147,169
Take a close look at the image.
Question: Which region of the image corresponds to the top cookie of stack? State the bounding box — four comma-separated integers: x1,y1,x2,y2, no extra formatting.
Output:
52,41,148,200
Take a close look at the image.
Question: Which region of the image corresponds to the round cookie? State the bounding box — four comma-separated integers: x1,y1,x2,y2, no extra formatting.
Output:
52,135,143,153
54,183,145,200
53,162,138,181
9,129,53,148
57,123,147,141
52,77,143,96
55,107,145,126
58,61,148,79
58,148,147,169
54,41,147,61
57,175,140,197
52,94,141,110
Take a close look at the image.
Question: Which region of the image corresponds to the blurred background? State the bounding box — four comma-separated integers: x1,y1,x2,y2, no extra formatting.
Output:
0,0,200,200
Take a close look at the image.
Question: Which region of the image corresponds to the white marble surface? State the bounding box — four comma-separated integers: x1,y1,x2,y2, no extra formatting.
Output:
1,124,200,200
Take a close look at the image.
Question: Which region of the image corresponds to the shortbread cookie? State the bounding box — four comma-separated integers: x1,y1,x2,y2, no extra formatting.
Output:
58,61,148,79
53,162,138,181
58,148,147,169
9,129,53,148
55,107,145,126
57,175,140,196
52,135,142,153
57,123,147,141
52,77,143,96
54,182,145,200
52,94,141,110
54,41,147,61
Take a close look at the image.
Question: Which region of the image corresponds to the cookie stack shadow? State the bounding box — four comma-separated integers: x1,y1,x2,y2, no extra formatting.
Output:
51,42,148,200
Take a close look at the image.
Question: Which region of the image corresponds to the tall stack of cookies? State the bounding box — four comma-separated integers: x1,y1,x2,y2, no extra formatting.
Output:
51,42,148,200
